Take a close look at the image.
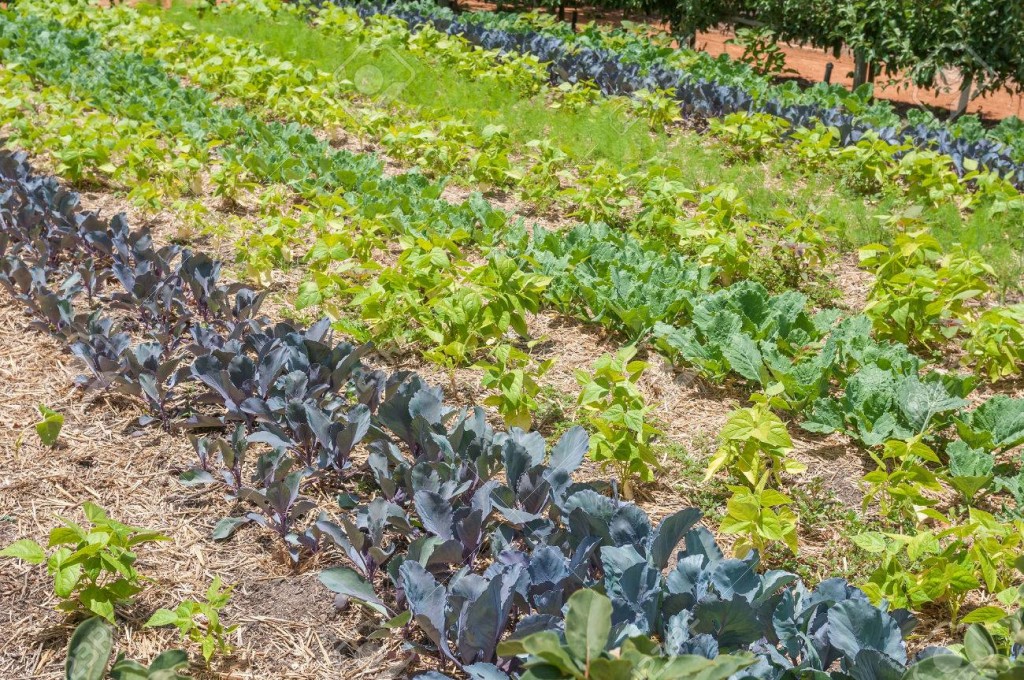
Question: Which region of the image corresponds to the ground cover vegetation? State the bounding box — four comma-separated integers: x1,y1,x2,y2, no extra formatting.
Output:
2,0,1024,677
315,0,1024,170
164,0,1024,283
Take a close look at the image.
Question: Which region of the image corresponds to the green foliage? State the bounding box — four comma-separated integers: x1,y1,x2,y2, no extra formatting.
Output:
861,437,944,524
0,504,169,622
853,510,1024,622
475,343,553,430
35,403,64,446
726,27,794,77
945,440,995,505
66,616,188,680
667,0,1024,101
675,184,754,286
709,112,789,161
562,159,633,225
859,229,992,350
964,306,1024,382
145,577,236,664
719,484,799,556
835,134,908,194
575,347,660,498
765,210,834,293
804,365,970,448
955,396,1024,454
496,589,754,680
897,149,963,207
653,281,833,413
628,88,682,130
324,233,549,365
905,609,1024,675
705,403,805,488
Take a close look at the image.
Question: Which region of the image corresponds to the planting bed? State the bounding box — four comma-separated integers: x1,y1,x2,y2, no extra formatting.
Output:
2,1,1024,679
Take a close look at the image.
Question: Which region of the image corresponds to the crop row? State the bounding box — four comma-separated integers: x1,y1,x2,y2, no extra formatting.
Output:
5,1,1024,622
327,0,1024,183
179,0,1024,257
0,146,951,679
388,0,1024,158
8,2,1024,469
0,8,998,392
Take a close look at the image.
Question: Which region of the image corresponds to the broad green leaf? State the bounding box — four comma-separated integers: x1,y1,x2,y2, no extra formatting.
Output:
963,624,997,662
66,617,113,680
960,606,1006,624
564,589,612,669
144,608,180,628
35,404,64,446
0,539,45,563
852,532,887,554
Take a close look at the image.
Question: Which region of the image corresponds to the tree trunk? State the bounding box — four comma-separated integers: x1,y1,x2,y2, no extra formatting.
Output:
853,50,868,88
951,72,974,120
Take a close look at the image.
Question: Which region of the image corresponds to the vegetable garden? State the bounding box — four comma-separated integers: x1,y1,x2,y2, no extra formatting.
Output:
2,0,1024,677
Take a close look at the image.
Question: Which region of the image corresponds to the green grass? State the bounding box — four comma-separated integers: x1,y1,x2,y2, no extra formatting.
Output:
158,2,1024,289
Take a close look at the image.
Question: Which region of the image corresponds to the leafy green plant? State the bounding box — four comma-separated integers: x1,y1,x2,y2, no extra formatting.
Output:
854,510,1024,623
909,614,1024,676
549,80,603,113
145,577,236,664
65,616,188,680
35,403,64,446
707,403,804,494
897,149,964,206
629,88,682,130
789,124,838,170
475,343,553,430
675,184,755,286
859,229,993,350
726,26,795,77
766,209,834,292
945,439,995,505
653,281,833,412
719,484,799,556
803,363,970,448
0,503,169,622
564,159,634,225
496,589,754,680
709,112,789,160
834,134,908,195
955,396,1024,454
964,305,1024,382
853,530,977,621
862,437,944,524
575,346,660,499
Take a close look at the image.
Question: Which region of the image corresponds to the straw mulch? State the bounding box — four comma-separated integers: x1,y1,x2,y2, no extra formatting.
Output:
0,295,412,678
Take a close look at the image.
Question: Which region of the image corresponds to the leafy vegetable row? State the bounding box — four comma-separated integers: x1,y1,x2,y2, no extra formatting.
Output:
176,0,1024,294
0,148,939,679
6,0,1024,659
7,6,1024,495
329,0,1024,184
